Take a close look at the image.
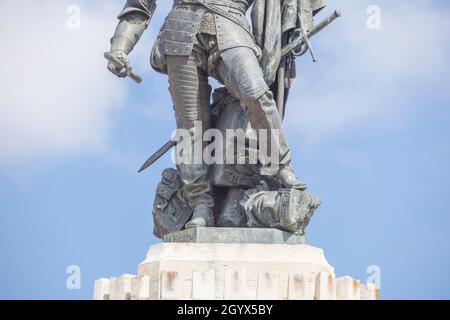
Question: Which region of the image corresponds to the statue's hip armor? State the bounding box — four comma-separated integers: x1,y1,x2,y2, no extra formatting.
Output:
150,1,260,73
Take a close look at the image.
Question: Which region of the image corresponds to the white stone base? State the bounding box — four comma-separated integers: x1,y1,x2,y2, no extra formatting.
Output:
94,243,379,300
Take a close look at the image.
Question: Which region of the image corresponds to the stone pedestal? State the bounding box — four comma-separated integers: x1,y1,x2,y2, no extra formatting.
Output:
94,229,379,300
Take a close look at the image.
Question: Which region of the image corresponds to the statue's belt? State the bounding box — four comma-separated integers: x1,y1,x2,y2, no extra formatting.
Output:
177,0,247,14
176,0,254,39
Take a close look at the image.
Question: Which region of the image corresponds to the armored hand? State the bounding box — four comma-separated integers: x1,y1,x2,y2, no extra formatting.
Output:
106,50,132,79
107,0,157,79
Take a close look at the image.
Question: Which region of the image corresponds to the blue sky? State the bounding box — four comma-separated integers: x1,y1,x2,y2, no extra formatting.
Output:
0,0,449,299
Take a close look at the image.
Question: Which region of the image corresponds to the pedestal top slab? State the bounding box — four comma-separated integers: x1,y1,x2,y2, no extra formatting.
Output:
140,242,333,272
163,227,306,244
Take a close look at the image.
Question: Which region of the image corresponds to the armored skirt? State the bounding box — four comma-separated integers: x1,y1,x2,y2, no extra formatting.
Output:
150,2,261,77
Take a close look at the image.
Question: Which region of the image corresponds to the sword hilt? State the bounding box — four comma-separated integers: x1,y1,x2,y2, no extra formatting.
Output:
281,10,342,59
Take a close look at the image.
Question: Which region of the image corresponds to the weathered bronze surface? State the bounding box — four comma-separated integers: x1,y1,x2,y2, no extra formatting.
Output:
106,0,340,240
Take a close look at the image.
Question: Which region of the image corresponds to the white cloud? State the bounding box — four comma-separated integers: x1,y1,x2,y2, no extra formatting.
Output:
0,1,127,167
286,0,450,142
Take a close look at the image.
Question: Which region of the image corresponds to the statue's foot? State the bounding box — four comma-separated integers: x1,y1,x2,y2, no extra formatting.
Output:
185,217,207,229
277,165,307,191
185,207,213,229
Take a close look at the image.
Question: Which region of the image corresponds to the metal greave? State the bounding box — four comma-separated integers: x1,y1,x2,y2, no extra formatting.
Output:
166,55,215,213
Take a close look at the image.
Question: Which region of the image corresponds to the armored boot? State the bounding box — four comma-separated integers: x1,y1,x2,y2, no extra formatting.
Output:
277,165,307,190
178,163,215,229
185,205,214,229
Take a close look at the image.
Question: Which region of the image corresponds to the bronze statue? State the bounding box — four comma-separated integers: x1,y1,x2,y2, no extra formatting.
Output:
105,0,340,239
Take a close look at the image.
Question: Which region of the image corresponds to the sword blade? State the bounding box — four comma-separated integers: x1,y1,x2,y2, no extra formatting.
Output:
138,140,177,173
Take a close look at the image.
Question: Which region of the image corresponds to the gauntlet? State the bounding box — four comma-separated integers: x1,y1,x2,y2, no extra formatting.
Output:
107,0,156,77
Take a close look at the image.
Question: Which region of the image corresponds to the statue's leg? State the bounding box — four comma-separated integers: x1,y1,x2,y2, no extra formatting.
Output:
166,54,215,228
216,47,306,189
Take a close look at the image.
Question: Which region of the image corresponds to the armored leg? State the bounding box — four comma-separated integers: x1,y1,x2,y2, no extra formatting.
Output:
216,47,306,189
216,47,285,159
166,54,215,228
